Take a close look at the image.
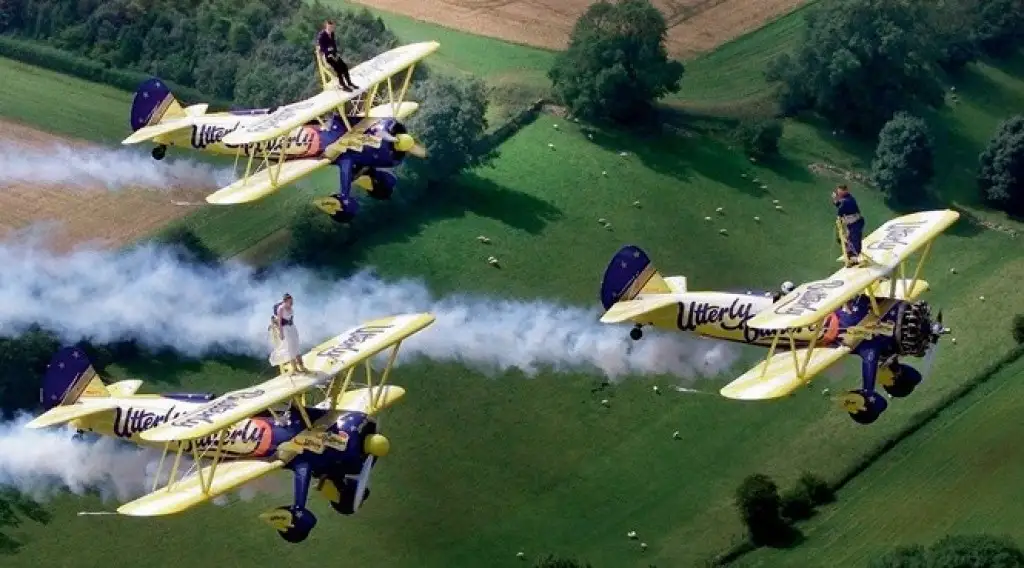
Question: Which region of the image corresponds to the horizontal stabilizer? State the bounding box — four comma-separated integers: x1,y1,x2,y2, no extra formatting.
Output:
720,345,851,400
117,458,286,516
24,400,119,429
106,379,144,397
599,295,679,324
204,158,331,204
122,119,192,145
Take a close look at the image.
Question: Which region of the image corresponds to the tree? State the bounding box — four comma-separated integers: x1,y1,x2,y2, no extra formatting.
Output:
735,473,789,545
405,72,494,184
978,115,1024,215
767,0,943,138
871,534,1024,568
153,225,218,266
548,0,684,124
871,112,935,206
972,0,1024,57
927,0,982,72
0,488,51,554
1013,314,1024,345
796,472,834,505
0,326,60,414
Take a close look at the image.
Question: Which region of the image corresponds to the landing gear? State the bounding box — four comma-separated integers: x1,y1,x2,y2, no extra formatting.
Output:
328,478,371,515
629,324,643,341
313,195,357,224
265,505,318,543
151,145,167,160
842,388,888,425
878,363,923,398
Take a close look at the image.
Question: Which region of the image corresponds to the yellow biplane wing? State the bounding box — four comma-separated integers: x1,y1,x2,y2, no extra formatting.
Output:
720,345,852,400
221,42,439,146
204,157,331,204
599,295,680,324
747,210,960,330
117,458,286,516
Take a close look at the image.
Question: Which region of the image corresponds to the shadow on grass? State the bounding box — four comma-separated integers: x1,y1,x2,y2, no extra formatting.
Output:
290,172,564,273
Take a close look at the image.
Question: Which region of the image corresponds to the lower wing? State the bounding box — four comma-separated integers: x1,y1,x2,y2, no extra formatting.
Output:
205,158,332,205
117,458,286,516
720,345,852,400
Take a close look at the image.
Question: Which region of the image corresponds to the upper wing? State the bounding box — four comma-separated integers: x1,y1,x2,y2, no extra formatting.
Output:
720,345,852,400
745,265,884,330
204,157,331,205
302,313,436,376
222,41,440,146
117,458,286,516
140,373,327,442
860,209,960,267
221,89,351,146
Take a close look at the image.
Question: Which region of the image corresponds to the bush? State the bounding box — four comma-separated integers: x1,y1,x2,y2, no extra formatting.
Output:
1013,315,1024,345
978,115,1024,215
548,0,684,124
734,119,783,159
797,472,835,505
779,488,814,523
870,112,935,206
872,534,1024,568
735,473,790,546
766,0,943,138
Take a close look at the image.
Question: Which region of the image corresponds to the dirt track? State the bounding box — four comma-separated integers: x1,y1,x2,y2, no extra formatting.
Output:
0,119,199,252
351,0,806,58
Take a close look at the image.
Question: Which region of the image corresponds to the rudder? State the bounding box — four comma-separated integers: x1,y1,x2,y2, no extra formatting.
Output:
40,346,109,410
130,78,185,132
600,245,672,310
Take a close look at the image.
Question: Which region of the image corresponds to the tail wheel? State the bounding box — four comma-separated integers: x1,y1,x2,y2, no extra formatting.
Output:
841,389,888,425
151,145,167,160
274,506,317,544
882,364,922,398
629,325,643,341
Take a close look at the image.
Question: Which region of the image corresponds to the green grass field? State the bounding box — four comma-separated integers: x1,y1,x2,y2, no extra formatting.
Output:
2,4,1024,567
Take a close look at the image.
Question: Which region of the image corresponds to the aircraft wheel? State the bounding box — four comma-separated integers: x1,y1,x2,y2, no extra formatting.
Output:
882,364,922,398
329,478,370,515
274,506,317,543
151,145,167,160
629,325,643,341
367,180,394,201
842,389,888,425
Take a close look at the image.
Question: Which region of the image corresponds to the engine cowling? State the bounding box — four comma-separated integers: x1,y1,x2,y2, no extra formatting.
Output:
894,301,939,357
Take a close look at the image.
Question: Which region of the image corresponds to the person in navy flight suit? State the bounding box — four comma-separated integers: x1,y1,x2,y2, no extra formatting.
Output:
833,184,865,267
316,20,358,92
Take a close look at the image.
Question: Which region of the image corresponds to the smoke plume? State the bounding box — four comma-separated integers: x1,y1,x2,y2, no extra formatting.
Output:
0,413,285,506
0,142,234,190
0,238,739,380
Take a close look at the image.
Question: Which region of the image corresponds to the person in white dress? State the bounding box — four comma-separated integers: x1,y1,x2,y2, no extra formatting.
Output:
269,293,310,374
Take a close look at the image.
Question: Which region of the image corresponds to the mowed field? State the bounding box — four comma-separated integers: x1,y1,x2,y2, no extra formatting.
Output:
345,0,808,58
1,5,1024,568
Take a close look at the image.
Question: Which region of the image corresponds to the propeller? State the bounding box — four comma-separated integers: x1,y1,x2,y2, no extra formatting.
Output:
352,454,374,513
394,133,427,158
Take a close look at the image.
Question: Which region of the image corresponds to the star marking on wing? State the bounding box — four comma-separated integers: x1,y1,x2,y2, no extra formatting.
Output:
633,251,641,258
620,261,628,268
58,362,65,369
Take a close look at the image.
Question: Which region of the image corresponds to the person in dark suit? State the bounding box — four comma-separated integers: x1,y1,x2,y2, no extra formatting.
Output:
833,184,865,267
316,20,358,91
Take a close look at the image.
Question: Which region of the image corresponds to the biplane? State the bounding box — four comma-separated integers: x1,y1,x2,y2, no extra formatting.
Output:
121,41,440,223
598,210,960,425
25,313,435,543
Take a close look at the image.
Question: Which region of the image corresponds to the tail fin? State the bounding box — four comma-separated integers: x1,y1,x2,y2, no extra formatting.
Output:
600,245,677,310
40,346,109,411
129,78,186,132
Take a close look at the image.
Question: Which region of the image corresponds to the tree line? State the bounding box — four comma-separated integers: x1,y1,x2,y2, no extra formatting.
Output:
548,0,1023,215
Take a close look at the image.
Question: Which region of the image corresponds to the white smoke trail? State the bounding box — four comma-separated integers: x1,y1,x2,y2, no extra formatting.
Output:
0,239,739,380
0,142,235,191
0,413,286,506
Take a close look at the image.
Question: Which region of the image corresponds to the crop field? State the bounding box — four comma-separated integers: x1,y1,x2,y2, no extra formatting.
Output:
1,3,1024,568
344,0,808,59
